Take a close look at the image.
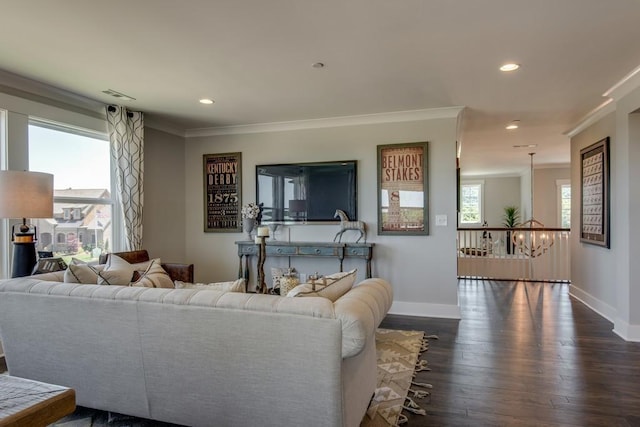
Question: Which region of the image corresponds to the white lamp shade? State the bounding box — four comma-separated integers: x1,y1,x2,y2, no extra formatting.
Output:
0,170,54,219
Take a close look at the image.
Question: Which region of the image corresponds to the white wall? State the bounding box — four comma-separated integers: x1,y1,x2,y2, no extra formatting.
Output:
184,115,461,318
143,127,187,262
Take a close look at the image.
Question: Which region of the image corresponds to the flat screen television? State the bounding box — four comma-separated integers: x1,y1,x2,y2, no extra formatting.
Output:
256,160,357,223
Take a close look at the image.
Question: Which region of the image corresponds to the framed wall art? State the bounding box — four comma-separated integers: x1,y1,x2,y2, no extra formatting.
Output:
377,141,428,236
203,152,242,232
580,137,609,248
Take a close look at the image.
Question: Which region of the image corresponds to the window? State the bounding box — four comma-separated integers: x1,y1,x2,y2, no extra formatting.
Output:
29,121,115,263
557,180,571,228
460,181,483,225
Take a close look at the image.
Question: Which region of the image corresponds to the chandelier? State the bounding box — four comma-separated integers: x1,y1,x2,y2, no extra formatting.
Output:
511,153,554,258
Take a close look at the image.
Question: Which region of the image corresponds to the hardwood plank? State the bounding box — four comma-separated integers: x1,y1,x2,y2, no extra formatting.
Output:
380,280,640,426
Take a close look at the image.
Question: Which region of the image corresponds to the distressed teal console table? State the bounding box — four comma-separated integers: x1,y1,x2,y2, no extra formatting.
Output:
234,241,374,285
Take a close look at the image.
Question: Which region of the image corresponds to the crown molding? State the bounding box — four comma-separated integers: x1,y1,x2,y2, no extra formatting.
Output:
185,106,465,137
0,69,105,117
144,116,187,137
603,64,640,100
565,98,615,138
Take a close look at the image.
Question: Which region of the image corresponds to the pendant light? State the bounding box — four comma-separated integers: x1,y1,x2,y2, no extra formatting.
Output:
511,153,554,257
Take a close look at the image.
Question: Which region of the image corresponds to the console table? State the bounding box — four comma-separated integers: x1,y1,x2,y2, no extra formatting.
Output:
235,241,374,288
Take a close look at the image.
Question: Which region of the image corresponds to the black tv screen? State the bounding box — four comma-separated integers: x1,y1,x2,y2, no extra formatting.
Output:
256,160,357,223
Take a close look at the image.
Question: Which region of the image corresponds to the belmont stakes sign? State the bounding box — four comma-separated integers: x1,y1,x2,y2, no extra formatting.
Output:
377,142,428,236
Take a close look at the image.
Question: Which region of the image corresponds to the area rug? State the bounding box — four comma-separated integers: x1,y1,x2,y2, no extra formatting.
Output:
361,329,435,427
49,328,434,427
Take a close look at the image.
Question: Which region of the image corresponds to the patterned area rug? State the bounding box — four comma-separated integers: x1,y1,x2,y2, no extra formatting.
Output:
47,329,434,427
361,329,434,427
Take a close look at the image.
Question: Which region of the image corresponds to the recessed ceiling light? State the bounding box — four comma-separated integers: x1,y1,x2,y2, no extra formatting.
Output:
312,62,325,69
500,63,520,72
513,144,538,148
506,120,520,130
199,98,214,105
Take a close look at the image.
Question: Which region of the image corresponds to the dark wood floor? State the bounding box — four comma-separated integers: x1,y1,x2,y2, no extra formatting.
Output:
381,279,640,427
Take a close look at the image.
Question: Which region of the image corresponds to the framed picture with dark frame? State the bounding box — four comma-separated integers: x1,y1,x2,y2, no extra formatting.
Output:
580,137,609,248
377,141,428,236
203,152,242,232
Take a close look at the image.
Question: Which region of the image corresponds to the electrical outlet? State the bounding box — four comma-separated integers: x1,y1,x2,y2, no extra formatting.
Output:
435,214,448,226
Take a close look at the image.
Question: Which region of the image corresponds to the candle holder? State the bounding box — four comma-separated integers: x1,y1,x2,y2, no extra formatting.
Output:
255,226,270,293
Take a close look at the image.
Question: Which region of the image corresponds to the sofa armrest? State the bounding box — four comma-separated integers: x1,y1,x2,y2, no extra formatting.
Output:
333,278,393,358
162,263,194,283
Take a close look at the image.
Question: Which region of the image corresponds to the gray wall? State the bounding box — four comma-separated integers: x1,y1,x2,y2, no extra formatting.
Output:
569,81,640,341
461,169,570,229
143,127,187,263
183,115,461,318
461,176,521,227
570,112,617,316
534,167,571,228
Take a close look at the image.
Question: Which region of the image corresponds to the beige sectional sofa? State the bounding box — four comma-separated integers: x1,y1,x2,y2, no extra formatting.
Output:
0,275,392,427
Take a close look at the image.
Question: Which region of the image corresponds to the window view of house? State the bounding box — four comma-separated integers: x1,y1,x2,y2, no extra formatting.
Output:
460,182,482,224
560,184,571,228
28,122,113,263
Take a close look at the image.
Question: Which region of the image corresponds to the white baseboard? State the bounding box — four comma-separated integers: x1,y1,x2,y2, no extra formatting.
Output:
612,318,640,342
569,285,640,342
568,285,617,323
388,300,461,319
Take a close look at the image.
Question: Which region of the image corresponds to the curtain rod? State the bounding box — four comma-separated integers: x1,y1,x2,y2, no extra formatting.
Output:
107,105,134,117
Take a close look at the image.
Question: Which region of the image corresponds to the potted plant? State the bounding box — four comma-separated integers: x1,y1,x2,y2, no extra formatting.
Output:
502,206,520,254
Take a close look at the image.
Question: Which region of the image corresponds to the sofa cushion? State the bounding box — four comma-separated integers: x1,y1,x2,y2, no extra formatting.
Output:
131,259,174,288
174,278,246,293
287,269,357,302
31,270,65,282
97,255,135,286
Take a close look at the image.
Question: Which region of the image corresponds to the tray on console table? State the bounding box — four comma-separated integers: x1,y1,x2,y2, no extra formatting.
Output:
235,241,374,286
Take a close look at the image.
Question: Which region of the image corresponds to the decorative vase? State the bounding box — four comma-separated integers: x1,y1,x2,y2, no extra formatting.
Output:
280,268,300,297
243,218,255,240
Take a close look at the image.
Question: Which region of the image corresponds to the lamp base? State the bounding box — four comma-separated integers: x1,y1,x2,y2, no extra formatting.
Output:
12,241,37,278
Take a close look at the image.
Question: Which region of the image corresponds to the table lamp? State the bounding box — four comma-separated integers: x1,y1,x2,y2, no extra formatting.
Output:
0,170,54,277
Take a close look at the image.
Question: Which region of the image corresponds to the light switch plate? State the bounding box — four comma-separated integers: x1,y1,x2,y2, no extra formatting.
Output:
435,214,448,226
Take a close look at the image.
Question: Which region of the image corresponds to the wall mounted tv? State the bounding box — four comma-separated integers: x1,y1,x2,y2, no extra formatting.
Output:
256,160,357,224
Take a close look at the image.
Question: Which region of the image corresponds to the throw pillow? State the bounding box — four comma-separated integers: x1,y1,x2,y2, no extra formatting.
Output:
271,267,284,291
97,254,135,286
64,263,104,284
286,269,357,302
130,259,174,288
174,278,246,293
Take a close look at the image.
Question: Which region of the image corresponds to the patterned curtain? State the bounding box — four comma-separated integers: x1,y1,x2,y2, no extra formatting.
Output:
106,106,144,251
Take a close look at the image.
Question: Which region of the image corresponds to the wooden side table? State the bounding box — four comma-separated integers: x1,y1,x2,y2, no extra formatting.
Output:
0,375,76,426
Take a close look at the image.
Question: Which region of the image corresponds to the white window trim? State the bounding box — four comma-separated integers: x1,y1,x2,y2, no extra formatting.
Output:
459,180,484,226
0,90,108,278
556,179,571,229
28,118,123,252
0,109,9,278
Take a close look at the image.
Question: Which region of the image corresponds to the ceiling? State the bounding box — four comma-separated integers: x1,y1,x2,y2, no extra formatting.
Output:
2,0,640,176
